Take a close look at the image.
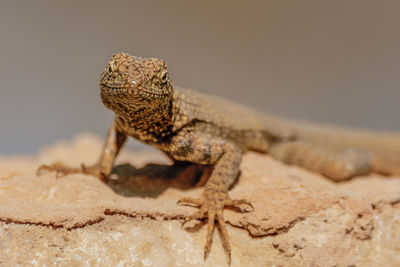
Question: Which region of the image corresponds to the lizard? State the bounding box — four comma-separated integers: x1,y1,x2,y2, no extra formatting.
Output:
38,52,400,263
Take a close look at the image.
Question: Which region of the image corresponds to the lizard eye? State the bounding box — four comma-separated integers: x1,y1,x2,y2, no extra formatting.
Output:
160,72,168,84
107,65,113,75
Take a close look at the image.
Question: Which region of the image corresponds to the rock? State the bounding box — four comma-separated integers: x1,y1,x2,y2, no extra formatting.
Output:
0,134,400,266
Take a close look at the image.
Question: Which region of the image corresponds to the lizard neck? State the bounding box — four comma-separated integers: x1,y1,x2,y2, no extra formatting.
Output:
113,96,175,141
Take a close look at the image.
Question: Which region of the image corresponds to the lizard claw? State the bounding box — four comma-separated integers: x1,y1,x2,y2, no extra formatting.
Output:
178,192,253,263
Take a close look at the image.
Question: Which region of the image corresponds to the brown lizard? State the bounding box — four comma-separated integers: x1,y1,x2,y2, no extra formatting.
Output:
38,52,400,263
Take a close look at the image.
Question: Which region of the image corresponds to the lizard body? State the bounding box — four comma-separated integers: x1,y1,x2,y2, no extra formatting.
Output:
38,52,400,263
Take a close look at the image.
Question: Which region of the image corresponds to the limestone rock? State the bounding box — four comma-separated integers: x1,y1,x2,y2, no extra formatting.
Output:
0,134,400,266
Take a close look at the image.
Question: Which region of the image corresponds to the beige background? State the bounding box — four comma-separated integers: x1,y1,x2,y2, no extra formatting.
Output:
0,0,399,154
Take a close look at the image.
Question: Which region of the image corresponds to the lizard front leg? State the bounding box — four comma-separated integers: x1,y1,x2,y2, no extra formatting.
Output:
165,129,253,263
37,118,127,181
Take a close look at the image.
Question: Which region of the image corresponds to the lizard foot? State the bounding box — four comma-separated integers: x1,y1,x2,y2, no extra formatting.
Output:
37,162,108,182
178,191,253,263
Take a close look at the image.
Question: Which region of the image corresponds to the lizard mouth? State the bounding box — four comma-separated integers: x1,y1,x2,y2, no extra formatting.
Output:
100,83,171,96
100,84,134,94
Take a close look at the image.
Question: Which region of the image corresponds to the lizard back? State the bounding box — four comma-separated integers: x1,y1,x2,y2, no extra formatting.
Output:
172,87,296,139
172,87,400,156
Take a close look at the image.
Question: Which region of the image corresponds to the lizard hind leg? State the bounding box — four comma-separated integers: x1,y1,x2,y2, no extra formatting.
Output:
370,152,400,176
269,141,372,181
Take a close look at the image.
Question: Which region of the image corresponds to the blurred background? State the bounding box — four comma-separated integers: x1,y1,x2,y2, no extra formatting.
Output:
0,0,399,154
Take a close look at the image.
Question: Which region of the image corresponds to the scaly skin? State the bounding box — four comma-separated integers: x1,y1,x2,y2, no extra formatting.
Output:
38,52,400,263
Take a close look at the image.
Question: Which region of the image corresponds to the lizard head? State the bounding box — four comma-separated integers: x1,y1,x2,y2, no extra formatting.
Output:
99,52,174,119
100,52,173,98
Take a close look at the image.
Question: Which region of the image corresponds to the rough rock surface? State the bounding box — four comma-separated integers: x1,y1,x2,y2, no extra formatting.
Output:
0,134,400,266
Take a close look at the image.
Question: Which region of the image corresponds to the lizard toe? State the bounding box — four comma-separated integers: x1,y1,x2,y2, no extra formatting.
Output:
181,204,208,228
36,162,108,182
177,197,203,207
36,162,80,177
178,193,251,263
225,198,254,212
